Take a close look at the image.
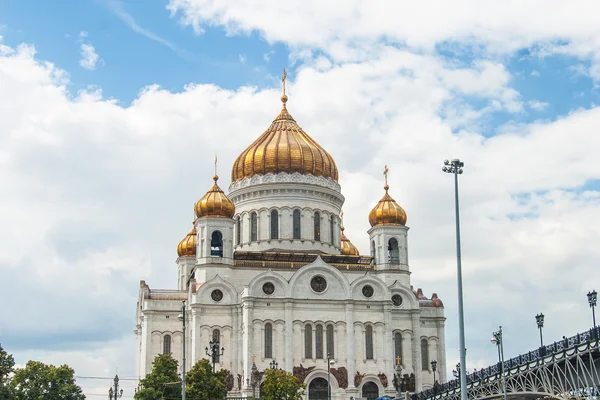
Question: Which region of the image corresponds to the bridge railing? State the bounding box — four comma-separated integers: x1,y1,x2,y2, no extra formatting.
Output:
415,326,600,400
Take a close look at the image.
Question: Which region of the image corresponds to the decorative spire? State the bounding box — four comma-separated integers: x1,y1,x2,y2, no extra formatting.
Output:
383,165,389,192
340,211,345,231
214,154,218,181
281,68,288,107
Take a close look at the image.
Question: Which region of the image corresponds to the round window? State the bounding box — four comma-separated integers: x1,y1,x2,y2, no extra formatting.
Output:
211,289,223,302
362,285,374,298
392,294,403,306
262,282,275,295
310,276,327,293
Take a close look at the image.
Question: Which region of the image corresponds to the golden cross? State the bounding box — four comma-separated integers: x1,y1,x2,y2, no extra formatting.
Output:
252,354,256,363
384,165,389,186
214,154,218,176
396,356,401,365
282,68,287,96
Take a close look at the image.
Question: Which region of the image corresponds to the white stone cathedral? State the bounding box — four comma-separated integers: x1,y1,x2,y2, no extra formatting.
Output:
134,91,447,400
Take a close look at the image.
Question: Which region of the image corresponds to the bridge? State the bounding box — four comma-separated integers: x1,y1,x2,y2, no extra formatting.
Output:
415,327,600,400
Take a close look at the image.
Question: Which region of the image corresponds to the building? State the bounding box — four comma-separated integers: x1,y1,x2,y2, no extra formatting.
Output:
134,88,447,400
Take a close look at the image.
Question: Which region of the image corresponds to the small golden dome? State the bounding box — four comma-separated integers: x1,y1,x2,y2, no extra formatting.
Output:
231,96,338,182
368,183,407,227
177,227,197,257
340,225,360,256
194,175,235,219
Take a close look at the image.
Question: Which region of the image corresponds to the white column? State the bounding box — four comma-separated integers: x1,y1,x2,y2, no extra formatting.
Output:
383,304,393,377
141,315,152,376
243,301,254,389
232,306,239,389
345,304,356,388
411,311,422,391
285,301,293,371
436,318,447,383
191,307,200,365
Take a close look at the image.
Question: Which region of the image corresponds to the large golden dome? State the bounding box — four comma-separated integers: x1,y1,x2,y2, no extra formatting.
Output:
231,95,338,182
195,175,235,219
177,227,197,257
340,226,360,256
368,182,407,227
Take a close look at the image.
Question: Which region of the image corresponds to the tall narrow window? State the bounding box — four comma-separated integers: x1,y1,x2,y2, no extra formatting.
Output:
371,241,376,264
212,329,221,363
293,209,301,239
326,325,335,358
329,215,335,244
421,339,429,370
315,325,324,359
250,212,258,241
270,210,279,239
236,216,241,245
163,335,171,354
265,323,273,358
314,212,321,241
365,325,374,360
394,332,403,365
305,325,313,359
211,231,223,257
388,238,400,264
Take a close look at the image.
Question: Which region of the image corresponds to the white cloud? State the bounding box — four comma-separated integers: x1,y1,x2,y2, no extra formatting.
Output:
528,100,549,111
79,43,100,70
239,53,246,64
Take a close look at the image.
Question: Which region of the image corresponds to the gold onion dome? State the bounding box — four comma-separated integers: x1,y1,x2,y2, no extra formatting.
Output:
368,181,407,227
194,175,236,219
177,227,197,257
340,226,360,256
231,95,338,182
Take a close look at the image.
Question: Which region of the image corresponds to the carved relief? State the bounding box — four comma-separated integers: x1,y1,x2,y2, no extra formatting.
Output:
330,366,348,389
293,364,316,383
377,372,388,388
230,172,342,193
236,374,242,390
354,371,366,388
225,372,234,391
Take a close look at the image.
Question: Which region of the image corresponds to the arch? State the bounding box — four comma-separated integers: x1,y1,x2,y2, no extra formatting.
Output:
421,338,429,369
371,240,376,264
287,256,351,299
305,325,313,359
163,334,171,354
365,325,374,360
236,216,241,245
350,273,389,301
394,332,403,365
361,381,379,400
315,324,324,359
270,209,279,239
264,323,273,358
314,211,321,241
326,325,334,358
212,329,221,363
250,212,258,241
210,231,223,257
247,269,289,298
388,237,400,264
308,377,328,400
329,215,334,244
196,274,238,305
293,209,301,239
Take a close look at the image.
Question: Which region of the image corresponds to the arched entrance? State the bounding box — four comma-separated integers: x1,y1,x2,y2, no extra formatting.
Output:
362,381,379,400
308,377,328,400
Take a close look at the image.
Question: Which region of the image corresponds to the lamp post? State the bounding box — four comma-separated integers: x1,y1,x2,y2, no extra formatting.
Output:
452,363,460,379
250,361,260,399
431,360,437,385
588,290,597,327
327,353,334,400
535,313,545,347
442,158,468,400
178,301,186,400
394,356,403,398
108,374,123,400
205,340,225,373
491,326,507,400
269,359,279,370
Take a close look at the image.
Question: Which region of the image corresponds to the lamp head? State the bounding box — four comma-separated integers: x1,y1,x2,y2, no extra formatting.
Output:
178,313,183,321
535,313,545,327
588,290,597,306
490,336,498,344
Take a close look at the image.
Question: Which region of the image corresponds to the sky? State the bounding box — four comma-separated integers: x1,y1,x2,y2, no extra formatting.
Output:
1,0,600,398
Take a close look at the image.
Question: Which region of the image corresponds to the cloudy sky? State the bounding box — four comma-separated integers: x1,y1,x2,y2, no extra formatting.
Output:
2,0,600,397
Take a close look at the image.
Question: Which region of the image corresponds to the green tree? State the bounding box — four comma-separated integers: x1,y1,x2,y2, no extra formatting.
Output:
8,360,85,400
0,344,15,400
134,353,181,400
261,369,305,400
185,358,225,400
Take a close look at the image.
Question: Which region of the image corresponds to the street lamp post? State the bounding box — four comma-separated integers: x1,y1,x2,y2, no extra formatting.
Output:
442,158,468,400
178,301,186,400
250,361,260,399
535,313,545,347
394,356,403,398
431,360,437,385
491,326,508,400
108,374,123,400
205,340,225,373
588,290,597,327
326,354,335,400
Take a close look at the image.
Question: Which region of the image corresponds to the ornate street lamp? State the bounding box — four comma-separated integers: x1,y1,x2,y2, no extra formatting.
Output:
588,290,597,327
250,361,261,399
177,301,187,400
205,340,225,373
431,360,438,385
327,353,335,400
535,313,545,347
443,159,467,400
393,356,403,398
452,363,460,379
108,374,124,400
269,359,279,370
491,326,508,400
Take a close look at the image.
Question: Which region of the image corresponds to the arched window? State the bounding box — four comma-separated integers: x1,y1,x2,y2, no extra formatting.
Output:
250,212,258,241
365,325,374,360
212,329,221,363
394,332,403,365
329,215,335,244
326,325,335,358
371,241,376,264
421,338,429,370
305,325,313,359
315,325,324,359
163,334,171,354
270,210,279,240
314,212,321,241
293,209,301,239
236,216,241,245
211,231,223,257
388,238,400,264
265,323,273,358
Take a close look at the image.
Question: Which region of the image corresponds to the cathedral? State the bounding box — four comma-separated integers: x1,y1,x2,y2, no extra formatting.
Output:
134,85,447,400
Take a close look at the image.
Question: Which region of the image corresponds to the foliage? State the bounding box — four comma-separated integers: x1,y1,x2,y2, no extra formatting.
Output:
261,369,305,400
134,353,181,400
185,358,225,400
0,344,15,400
8,360,85,400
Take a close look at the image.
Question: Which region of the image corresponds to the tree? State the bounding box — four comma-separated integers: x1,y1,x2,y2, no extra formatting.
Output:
8,360,85,400
134,353,181,400
261,369,305,400
185,358,225,400
0,344,15,400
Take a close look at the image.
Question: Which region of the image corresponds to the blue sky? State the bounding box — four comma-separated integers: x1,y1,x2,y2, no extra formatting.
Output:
2,1,600,398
